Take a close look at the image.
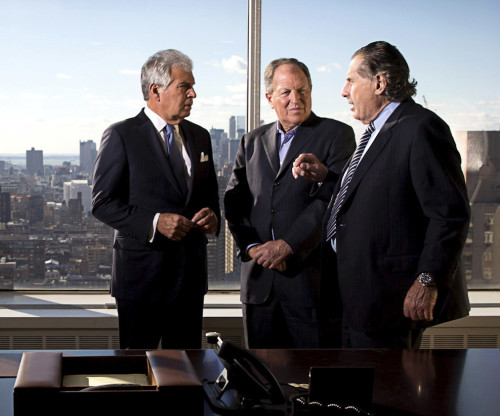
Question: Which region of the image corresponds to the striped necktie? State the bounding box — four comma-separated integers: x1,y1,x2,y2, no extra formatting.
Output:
325,122,375,242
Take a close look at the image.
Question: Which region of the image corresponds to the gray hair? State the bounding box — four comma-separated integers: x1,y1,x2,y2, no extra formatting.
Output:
140,49,193,100
264,58,312,95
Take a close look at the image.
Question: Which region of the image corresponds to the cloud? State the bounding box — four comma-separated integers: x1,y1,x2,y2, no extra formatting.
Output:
56,73,71,79
196,95,245,108
475,100,500,109
226,83,246,93
21,93,46,101
120,69,140,76
316,62,341,73
221,55,247,73
91,41,104,46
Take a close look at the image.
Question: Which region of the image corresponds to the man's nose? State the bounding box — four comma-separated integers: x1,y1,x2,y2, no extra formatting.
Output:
341,83,348,97
289,89,299,102
187,87,197,99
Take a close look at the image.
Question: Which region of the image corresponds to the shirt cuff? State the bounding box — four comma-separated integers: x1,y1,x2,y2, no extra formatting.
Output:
149,213,161,242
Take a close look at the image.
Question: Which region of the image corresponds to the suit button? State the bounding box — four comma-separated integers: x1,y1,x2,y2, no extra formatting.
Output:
271,209,277,214
273,181,280,187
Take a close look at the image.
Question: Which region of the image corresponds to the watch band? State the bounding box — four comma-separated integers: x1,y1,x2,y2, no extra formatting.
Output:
417,272,436,287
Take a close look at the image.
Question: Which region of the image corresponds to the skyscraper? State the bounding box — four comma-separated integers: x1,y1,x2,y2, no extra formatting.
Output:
236,115,245,133
64,180,92,215
456,130,500,287
0,192,11,223
80,140,97,180
26,147,43,177
229,116,236,140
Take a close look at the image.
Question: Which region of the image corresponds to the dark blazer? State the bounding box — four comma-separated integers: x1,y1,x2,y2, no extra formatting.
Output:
224,112,355,307
92,109,220,303
328,99,470,333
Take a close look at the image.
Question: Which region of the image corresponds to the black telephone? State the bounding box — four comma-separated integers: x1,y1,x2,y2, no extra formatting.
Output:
202,332,285,413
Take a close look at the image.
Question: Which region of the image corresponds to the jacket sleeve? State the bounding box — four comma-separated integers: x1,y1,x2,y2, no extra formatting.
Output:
224,135,261,261
91,125,155,244
410,115,470,287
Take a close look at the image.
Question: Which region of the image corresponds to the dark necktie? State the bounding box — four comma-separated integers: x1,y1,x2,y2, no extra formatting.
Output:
325,122,375,242
165,124,187,196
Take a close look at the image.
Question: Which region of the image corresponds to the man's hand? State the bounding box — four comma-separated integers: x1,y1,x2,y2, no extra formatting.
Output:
248,240,292,271
192,207,218,235
157,213,195,241
292,153,328,182
403,279,438,321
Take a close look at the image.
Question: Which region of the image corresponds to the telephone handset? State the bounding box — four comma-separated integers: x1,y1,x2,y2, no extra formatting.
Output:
202,332,285,412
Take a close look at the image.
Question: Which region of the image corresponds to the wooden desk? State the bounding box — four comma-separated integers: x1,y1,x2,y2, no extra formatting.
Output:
1,349,499,415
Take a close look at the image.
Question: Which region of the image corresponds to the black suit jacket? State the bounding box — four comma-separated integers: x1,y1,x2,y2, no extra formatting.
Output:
224,112,355,307
325,99,470,333
92,109,220,303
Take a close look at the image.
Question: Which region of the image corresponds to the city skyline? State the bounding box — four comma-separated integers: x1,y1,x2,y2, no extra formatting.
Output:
0,0,499,154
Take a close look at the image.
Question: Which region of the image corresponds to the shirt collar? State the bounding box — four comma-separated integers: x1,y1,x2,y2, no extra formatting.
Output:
373,101,400,131
144,105,167,133
276,121,300,135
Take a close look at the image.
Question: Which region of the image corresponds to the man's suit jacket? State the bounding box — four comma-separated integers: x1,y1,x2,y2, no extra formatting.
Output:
224,112,355,307
92,109,220,303
327,99,470,334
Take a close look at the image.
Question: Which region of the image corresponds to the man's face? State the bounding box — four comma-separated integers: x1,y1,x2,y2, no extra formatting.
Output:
341,55,385,125
155,66,196,124
266,64,312,132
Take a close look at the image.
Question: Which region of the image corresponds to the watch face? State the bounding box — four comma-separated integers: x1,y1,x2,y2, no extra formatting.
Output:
418,273,435,286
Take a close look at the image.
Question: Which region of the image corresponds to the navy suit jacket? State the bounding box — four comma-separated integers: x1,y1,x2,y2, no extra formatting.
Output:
92,109,220,303
324,99,470,333
224,112,355,307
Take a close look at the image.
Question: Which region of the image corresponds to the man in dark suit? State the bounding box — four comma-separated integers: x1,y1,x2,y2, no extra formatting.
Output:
293,41,470,348
92,49,220,349
224,58,355,348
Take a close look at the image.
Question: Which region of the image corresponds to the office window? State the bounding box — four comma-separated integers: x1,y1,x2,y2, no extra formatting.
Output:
484,232,494,245
0,0,246,290
260,0,500,289
0,0,499,292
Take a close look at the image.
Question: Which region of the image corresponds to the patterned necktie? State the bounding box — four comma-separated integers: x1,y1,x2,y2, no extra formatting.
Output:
279,129,296,165
325,122,375,242
165,124,187,196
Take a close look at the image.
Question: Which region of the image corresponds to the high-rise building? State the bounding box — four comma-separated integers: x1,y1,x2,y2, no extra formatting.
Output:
228,140,239,163
0,236,45,283
236,115,245,133
68,192,83,224
209,128,224,151
64,180,92,215
229,116,236,140
456,131,500,288
0,192,11,223
80,140,97,179
27,195,44,223
26,147,43,177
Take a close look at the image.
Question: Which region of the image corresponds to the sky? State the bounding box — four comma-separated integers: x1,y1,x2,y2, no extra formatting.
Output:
0,0,499,154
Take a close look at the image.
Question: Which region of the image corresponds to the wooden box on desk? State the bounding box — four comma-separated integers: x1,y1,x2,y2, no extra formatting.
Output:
13,350,203,416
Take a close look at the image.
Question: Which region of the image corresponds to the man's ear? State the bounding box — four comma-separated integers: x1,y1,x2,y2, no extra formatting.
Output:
375,74,387,95
265,92,274,109
149,84,161,101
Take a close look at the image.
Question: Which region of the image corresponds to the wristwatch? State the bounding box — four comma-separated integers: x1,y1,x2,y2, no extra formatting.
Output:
417,272,436,287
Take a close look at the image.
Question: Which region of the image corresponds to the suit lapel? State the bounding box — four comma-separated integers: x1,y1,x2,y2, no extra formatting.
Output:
137,110,186,199
262,123,280,174
341,100,411,205
276,113,319,178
